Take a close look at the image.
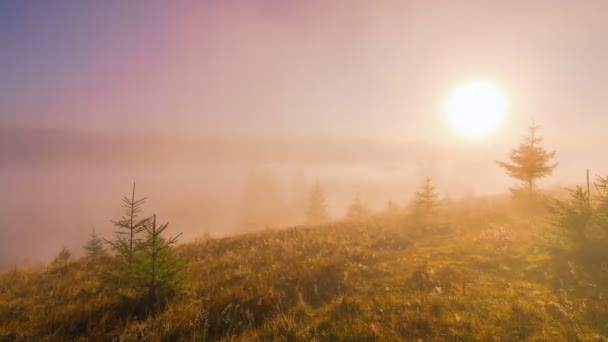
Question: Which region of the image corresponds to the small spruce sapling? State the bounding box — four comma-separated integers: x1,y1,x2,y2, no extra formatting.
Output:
104,183,149,290
52,247,72,267
497,124,557,195
134,214,187,303
84,227,107,258
547,186,593,253
413,177,440,214
594,175,608,234
412,177,440,229
106,182,147,264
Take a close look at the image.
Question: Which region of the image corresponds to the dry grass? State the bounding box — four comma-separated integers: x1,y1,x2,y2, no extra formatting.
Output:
1,197,607,341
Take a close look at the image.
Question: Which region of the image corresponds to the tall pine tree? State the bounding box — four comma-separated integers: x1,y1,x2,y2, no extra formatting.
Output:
497,124,557,194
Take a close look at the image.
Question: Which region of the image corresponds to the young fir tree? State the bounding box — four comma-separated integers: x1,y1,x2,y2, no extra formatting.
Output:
105,186,187,304
413,177,440,214
106,182,147,264
346,195,371,221
52,247,72,267
134,214,187,302
305,182,329,225
547,186,593,253
593,175,608,234
104,183,150,291
497,124,557,194
83,227,107,258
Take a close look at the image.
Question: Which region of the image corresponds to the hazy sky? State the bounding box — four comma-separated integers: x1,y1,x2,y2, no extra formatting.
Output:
2,1,607,144
2,1,608,266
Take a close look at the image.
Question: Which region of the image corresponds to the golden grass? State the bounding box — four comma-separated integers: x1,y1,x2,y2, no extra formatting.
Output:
1,197,607,341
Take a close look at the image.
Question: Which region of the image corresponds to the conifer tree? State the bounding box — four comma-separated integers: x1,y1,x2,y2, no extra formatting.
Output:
547,186,593,252
104,183,149,291
106,183,147,264
52,247,72,267
134,214,187,302
413,177,440,214
497,124,557,194
105,186,187,305
593,175,608,233
305,182,329,225
83,227,107,258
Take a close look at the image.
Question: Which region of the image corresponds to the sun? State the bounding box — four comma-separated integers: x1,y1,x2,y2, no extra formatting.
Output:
445,81,508,136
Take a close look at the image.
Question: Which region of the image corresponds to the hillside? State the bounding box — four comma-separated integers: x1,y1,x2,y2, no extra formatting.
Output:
1,198,607,341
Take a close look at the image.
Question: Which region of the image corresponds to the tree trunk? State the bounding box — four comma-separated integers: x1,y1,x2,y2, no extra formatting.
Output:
129,182,136,265
151,214,156,292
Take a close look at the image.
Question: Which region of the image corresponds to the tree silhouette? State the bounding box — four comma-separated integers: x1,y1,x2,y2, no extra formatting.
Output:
83,227,107,258
547,186,593,252
497,124,557,194
305,182,329,225
594,175,608,234
104,186,187,306
52,247,72,267
134,214,187,302
413,177,440,214
106,183,147,264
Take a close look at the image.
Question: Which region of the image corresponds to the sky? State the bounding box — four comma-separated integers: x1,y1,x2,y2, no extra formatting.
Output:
2,1,608,266
2,0,607,143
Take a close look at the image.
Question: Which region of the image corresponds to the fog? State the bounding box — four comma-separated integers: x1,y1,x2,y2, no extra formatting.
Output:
0,128,470,267
0,126,601,268
2,1,608,267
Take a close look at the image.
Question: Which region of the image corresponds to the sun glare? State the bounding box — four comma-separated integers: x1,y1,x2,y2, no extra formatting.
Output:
446,81,508,136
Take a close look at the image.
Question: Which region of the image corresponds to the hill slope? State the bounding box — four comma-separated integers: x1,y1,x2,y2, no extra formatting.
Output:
1,202,607,341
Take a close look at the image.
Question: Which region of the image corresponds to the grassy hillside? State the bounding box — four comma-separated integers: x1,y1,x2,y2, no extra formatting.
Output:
1,198,607,341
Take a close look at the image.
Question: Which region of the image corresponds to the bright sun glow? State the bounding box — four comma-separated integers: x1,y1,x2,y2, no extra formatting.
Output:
446,81,508,136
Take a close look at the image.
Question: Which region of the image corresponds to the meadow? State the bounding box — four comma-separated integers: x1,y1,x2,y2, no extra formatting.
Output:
1,193,606,341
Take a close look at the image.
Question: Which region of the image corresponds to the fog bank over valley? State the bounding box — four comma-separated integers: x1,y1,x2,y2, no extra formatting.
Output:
0,127,596,268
